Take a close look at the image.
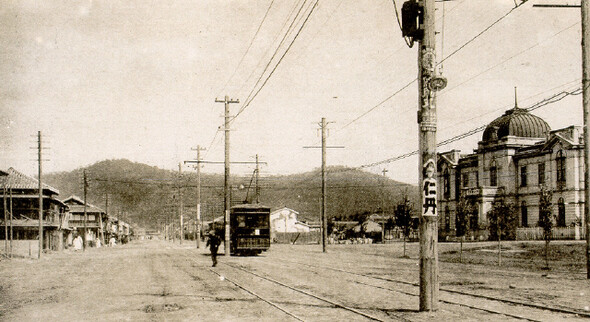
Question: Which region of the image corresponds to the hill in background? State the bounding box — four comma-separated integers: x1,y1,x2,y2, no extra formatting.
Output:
44,159,418,229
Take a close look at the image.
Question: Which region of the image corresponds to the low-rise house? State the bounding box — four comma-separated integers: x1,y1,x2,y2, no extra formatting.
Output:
270,207,310,233
0,168,69,256
63,195,107,247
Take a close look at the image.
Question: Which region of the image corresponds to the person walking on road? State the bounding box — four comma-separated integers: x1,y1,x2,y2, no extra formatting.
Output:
206,231,221,267
73,234,83,251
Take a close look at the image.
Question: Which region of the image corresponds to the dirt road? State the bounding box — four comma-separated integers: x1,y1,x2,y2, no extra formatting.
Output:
0,240,588,321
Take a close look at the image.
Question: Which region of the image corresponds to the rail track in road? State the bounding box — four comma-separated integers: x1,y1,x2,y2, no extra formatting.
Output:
210,263,395,322
274,258,590,321
166,250,587,321
174,253,396,321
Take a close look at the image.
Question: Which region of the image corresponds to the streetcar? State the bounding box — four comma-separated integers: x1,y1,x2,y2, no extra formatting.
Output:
229,204,271,256
209,204,271,256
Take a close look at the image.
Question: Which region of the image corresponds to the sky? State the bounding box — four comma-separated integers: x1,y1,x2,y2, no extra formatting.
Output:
0,0,583,185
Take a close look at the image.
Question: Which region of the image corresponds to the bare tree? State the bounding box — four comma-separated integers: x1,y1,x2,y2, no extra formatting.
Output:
394,194,414,258
538,186,554,269
487,193,517,266
455,195,473,263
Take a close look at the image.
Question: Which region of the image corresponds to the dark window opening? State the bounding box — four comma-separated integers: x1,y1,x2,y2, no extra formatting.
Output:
538,163,545,185
521,201,528,227
557,198,566,227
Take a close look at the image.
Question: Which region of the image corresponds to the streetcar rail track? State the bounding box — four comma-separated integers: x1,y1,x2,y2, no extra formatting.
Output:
207,267,306,322
278,258,590,320
221,262,396,322
172,253,307,321
176,253,393,321
261,258,539,321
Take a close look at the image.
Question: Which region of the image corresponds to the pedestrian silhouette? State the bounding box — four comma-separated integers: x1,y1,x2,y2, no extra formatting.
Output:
206,231,221,267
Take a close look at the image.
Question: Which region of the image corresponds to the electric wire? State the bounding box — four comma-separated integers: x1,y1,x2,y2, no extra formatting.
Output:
442,21,580,97
438,0,529,67
207,2,307,157
235,0,307,97
327,85,583,175
339,0,531,132
218,0,276,97
233,0,311,121
290,0,344,62
233,1,319,122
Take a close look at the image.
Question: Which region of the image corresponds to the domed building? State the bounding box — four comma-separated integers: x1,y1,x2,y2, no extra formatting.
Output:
437,104,584,240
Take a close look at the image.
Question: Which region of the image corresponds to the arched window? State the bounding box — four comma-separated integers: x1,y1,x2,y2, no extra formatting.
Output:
521,201,528,227
538,162,545,185
470,204,479,230
558,197,566,227
556,150,566,189
490,160,497,187
443,168,450,199
444,206,450,232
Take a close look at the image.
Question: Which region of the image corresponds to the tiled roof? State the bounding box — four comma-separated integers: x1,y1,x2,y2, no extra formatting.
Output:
1,168,59,195
63,195,105,213
63,195,85,205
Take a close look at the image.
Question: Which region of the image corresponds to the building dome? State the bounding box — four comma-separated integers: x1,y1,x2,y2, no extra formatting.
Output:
482,107,550,143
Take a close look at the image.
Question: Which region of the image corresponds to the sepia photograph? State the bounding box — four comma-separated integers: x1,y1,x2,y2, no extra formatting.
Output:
1,0,589,320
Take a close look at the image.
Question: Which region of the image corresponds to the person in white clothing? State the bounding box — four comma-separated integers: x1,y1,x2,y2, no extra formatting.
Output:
73,235,83,251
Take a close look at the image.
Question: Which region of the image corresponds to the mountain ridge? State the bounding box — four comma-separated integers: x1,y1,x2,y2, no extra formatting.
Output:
43,159,419,229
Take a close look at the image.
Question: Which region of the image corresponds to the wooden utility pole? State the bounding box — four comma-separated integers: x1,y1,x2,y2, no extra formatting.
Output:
417,0,446,311
3,185,7,255
382,168,388,242
178,163,184,245
583,0,590,279
38,131,43,259
304,119,343,253
255,154,261,203
102,193,108,246
533,0,590,281
216,95,239,256
321,118,328,253
9,188,13,257
83,169,88,251
192,145,206,248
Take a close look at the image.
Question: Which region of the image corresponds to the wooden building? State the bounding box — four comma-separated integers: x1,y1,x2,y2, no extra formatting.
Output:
0,168,69,256
62,195,107,247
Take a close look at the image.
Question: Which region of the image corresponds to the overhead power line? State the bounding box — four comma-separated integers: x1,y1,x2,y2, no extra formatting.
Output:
438,0,529,66
235,0,309,114
339,0,530,131
235,0,306,97
331,85,582,173
233,0,319,121
219,0,276,96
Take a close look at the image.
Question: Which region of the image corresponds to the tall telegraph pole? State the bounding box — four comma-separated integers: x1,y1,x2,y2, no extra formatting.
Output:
382,168,388,241
533,1,590,279
304,118,343,253
402,0,447,310
321,118,328,253
83,169,88,251
192,145,206,248
255,154,261,204
582,0,590,279
178,163,183,245
418,0,443,310
38,131,43,259
216,95,239,256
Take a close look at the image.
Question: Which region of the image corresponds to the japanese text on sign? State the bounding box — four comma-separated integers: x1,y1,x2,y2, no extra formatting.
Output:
422,159,437,217
422,179,437,216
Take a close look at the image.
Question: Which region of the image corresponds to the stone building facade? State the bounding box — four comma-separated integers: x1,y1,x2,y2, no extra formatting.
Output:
437,106,584,239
